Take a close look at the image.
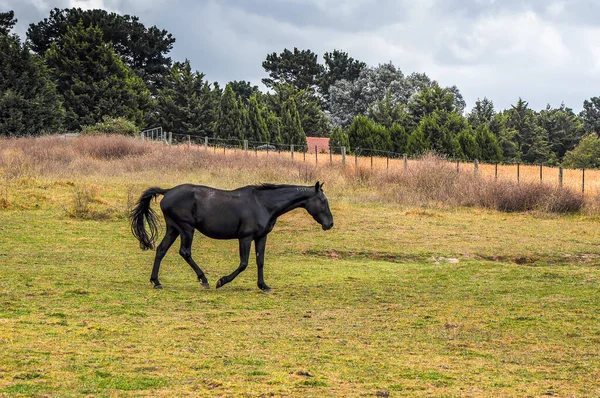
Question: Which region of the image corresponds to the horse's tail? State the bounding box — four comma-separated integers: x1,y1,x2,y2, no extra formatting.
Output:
130,187,168,251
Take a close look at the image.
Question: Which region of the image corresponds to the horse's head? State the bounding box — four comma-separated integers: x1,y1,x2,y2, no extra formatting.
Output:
304,181,334,231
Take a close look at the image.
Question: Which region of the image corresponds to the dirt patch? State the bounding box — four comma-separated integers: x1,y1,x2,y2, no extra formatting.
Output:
306,249,600,267
303,249,428,263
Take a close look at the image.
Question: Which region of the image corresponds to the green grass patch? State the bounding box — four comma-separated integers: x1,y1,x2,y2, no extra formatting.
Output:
1,175,600,396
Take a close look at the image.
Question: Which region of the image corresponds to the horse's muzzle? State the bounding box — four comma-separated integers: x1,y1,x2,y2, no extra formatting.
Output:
322,222,334,231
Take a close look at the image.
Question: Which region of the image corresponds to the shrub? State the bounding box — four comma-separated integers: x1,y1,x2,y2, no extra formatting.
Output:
80,116,140,137
71,135,149,159
476,180,583,213
378,153,584,213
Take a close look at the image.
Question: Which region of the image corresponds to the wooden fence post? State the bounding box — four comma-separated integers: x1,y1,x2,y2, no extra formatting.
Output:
558,167,563,188
187,135,191,147
474,159,479,176
315,145,318,164
582,168,585,193
244,140,248,152
517,163,520,183
540,164,543,181
495,162,498,180
168,131,172,145
291,144,294,160
403,154,408,170
341,146,346,166
204,136,208,151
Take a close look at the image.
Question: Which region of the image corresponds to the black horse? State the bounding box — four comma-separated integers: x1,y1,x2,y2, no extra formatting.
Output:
130,182,333,291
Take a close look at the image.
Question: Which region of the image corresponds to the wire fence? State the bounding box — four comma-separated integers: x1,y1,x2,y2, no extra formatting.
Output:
141,129,600,194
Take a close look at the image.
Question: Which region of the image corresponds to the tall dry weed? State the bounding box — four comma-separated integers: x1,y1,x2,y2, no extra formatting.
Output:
0,136,591,214
71,135,150,160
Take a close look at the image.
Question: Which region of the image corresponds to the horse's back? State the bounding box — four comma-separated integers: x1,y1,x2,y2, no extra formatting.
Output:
160,184,257,223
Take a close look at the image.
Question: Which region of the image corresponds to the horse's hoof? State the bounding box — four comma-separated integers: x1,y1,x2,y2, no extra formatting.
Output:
216,279,224,289
154,284,163,290
201,282,210,289
259,286,272,293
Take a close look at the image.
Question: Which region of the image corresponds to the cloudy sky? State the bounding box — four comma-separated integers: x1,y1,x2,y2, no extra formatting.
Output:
3,0,600,112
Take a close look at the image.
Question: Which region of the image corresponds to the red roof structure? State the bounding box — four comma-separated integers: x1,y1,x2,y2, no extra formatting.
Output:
306,137,330,154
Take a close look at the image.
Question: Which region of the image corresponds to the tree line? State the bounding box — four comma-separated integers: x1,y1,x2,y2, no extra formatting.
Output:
2,8,600,167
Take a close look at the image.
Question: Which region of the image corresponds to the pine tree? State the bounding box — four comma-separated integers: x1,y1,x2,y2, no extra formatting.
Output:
368,90,405,128
408,84,456,123
406,127,429,155
474,124,502,161
262,47,324,91
523,126,551,164
389,123,409,153
347,115,391,153
415,110,465,157
153,60,217,137
215,84,245,141
580,97,600,133
456,128,479,160
266,84,329,137
501,98,541,160
0,11,16,35
538,104,584,163
280,97,306,147
45,22,150,130
264,108,282,144
329,127,350,153
247,94,268,142
468,97,495,128
0,29,64,136
27,8,175,94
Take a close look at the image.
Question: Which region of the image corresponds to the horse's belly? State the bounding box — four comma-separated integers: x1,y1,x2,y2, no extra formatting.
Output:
195,221,251,240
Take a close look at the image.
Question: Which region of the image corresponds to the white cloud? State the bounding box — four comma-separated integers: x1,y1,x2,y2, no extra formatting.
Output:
67,0,116,11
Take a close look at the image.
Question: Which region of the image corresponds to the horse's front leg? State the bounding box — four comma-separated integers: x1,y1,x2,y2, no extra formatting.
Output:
216,237,252,288
255,235,270,292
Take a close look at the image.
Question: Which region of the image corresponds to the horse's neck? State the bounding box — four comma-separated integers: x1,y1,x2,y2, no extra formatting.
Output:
258,186,312,217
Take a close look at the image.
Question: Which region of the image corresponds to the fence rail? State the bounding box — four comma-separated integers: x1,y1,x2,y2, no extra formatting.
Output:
141,130,597,194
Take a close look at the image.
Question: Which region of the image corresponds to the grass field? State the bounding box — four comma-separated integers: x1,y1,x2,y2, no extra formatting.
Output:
1,136,600,397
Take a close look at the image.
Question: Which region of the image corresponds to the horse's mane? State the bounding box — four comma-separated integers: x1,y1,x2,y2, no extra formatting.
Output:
253,183,299,191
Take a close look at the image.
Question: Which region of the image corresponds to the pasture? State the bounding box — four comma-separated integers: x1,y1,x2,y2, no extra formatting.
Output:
1,136,599,397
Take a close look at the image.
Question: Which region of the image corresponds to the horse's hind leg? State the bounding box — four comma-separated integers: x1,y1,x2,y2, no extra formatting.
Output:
216,237,252,289
151,224,179,289
179,225,210,289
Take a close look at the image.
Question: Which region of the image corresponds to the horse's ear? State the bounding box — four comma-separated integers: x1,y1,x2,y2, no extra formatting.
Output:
320,182,325,190
314,181,320,192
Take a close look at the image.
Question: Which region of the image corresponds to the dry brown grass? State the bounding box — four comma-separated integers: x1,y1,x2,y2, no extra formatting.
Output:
373,154,585,213
0,135,592,214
